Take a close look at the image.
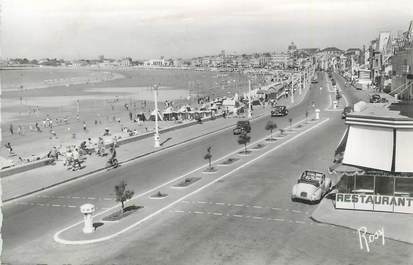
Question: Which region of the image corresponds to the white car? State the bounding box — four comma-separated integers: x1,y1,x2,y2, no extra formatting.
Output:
291,170,332,202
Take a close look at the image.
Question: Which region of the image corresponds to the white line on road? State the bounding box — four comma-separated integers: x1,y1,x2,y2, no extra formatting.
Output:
233,215,243,218
252,216,263,220
54,118,330,245
213,212,223,216
253,205,262,209
194,211,204,214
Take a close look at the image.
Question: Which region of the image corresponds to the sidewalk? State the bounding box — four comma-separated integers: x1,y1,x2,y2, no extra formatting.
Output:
312,197,413,244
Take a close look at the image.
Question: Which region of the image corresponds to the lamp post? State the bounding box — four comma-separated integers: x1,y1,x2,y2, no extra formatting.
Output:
248,80,252,119
290,73,295,104
153,84,160,148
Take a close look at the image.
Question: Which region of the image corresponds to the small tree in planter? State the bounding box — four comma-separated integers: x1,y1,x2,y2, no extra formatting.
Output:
204,146,213,169
305,111,309,122
115,180,134,213
265,120,277,140
238,132,251,153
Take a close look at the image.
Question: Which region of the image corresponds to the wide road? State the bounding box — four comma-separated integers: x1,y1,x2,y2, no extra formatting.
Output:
4,72,411,264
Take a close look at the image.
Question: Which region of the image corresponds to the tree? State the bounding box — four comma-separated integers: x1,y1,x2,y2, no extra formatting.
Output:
114,180,134,212
238,132,251,153
204,146,213,169
265,120,277,140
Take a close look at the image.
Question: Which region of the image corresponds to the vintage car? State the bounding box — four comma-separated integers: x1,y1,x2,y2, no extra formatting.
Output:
341,106,353,119
370,94,381,103
291,170,332,202
271,106,288,117
233,120,251,135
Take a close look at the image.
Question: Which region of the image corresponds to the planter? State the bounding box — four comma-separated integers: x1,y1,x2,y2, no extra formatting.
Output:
149,191,168,199
238,150,252,156
202,167,218,174
219,158,239,166
173,177,201,188
102,205,143,222
265,138,277,142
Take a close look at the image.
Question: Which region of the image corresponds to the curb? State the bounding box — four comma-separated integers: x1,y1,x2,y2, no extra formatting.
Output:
310,199,413,246
3,113,266,203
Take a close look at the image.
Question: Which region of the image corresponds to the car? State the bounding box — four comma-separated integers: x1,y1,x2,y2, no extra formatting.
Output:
370,94,381,103
311,78,318,84
341,106,353,119
233,120,251,135
291,170,332,202
271,106,288,117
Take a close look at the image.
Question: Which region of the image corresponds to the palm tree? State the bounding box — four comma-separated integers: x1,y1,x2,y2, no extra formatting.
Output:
204,146,213,169
265,120,277,140
238,132,251,153
115,180,134,212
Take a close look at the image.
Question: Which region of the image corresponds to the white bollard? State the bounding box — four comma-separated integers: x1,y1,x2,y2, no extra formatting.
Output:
315,109,320,120
395,94,398,101
333,100,338,109
80,203,95,234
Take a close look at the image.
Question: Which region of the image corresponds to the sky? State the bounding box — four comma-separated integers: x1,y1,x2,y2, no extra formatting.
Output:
2,0,413,60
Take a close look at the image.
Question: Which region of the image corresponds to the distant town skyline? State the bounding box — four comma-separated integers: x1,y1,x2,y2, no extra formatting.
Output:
2,0,413,60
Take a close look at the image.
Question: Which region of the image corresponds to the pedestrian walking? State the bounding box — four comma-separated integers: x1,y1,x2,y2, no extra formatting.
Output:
72,148,81,170
9,124,14,135
83,121,87,132
5,142,14,155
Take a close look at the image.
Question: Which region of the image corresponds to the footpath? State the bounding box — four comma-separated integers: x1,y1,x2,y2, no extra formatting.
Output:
2,89,309,203
312,196,413,244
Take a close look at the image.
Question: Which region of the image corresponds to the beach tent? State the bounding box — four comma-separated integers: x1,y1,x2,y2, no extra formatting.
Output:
162,107,177,121
136,112,146,122
149,110,163,121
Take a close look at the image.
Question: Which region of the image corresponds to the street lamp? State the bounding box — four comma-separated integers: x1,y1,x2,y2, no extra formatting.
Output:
248,80,252,119
153,84,160,148
290,73,295,104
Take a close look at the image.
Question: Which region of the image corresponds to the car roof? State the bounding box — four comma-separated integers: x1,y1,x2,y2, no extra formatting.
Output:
302,170,324,180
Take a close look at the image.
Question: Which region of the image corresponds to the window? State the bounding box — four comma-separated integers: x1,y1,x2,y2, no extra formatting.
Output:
395,178,413,197
354,175,374,192
375,176,394,195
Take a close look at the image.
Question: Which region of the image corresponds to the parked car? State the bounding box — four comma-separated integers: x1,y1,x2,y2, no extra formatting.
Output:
341,106,353,119
370,94,381,103
291,170,332,202
311,78,318,84
233,120,251,135
271,106,288,117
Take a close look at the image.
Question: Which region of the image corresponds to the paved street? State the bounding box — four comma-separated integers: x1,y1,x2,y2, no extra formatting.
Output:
2,72,412,265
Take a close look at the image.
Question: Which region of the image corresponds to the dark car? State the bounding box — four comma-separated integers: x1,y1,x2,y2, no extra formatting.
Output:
271,106,289,117
311,78,318,84
370,94,381,103
233,120,251,135
341,106,353,119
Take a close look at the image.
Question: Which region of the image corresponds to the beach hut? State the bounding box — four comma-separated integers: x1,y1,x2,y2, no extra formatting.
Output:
162,107,175,121
149,110,163,121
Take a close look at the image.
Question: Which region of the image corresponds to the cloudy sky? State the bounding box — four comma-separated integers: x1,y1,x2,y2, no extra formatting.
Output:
2,0,413,59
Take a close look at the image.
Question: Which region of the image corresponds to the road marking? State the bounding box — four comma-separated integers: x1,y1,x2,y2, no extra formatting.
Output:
175,210,185,213
198,201,207,204
292,210,302,213
54,118,330,245
271,207,281,211
269,218,284,222
52,204,61,207
215,202,225,205
234,204,244,207
213,212,223,216
88,197,96,200
68,205,77,208
194,211,204,214
233,214,243,218
295,221,306,224
253,206,262,209
252,216,263,220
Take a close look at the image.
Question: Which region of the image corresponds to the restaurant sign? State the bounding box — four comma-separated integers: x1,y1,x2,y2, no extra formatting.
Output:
335,193,413,214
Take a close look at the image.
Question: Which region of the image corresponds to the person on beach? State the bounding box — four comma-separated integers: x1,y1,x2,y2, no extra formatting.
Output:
97,137,105,156
5,142,13,155
35,122,41,132
9,124,14,135
72,148,81,170
47,147,59,161
83,121,87,132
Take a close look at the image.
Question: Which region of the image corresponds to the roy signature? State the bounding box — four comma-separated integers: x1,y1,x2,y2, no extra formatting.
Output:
357,226,385,252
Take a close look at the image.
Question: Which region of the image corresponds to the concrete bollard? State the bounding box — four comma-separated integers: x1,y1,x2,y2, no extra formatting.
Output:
333,100,338,109
80,203,95,234
315,109,320,120
395,94,398,101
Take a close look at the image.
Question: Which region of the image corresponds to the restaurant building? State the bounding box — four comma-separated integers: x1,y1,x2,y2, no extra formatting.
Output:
333,102,413,213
